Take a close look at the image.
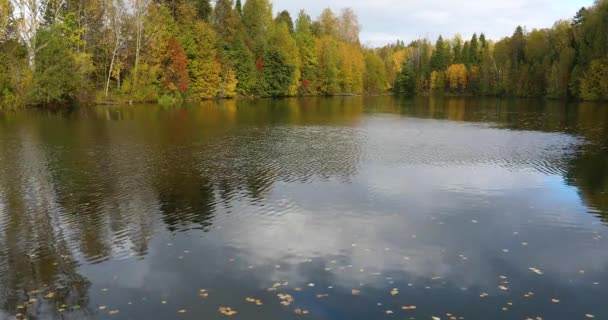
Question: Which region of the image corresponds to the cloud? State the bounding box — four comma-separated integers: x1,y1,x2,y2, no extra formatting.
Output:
270,0,593,46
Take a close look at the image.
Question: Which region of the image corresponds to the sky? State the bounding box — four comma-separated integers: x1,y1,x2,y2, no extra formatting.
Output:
270,0,594,47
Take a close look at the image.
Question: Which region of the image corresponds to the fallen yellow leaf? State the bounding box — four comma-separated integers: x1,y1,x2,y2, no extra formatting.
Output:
218,307,237,316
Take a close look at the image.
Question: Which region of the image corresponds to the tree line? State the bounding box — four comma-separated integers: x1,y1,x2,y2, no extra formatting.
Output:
389,0,608,101
1,0,607,108
0,0,388,107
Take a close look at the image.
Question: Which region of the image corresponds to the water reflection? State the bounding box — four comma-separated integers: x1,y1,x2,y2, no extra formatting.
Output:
0,97,607,319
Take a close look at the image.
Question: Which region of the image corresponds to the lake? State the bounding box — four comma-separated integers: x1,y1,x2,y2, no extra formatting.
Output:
0,96,607,320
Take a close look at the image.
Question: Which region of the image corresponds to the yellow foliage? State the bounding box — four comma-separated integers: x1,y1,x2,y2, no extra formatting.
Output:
219,67,238,98
447,64,467,91
339,41,365,94
430,70,445,92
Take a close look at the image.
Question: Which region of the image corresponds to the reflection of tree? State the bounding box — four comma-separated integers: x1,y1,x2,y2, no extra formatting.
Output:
564,103,608,223
0,124,91,319
2,96,608,316
388,96,608,223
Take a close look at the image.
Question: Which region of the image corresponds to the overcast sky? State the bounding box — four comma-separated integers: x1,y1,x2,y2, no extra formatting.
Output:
270,0,594,47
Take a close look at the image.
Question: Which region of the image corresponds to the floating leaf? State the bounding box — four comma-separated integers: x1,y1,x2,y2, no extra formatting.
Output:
277,293,294,306
177,309,187,313
218,307,238,316
390,288,399,296
585,314,595,318
108,310,119,315
385,310,394,314
498,286,509,291
44,292,55,299
432,316,441,320
551,299,560,303
401,306,417,310
529,267,543,275
480,292,489,298
351,289,361,295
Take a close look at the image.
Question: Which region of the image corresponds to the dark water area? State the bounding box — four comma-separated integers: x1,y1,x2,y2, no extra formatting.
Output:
0,96,607,320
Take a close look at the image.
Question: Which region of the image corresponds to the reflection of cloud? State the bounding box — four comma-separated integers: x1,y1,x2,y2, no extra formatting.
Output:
200,116,608,293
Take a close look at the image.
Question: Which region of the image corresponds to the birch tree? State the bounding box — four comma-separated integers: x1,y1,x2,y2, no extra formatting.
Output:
104,0,124,97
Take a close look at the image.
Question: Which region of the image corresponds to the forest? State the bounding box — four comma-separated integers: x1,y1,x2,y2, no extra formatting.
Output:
0,0,607,108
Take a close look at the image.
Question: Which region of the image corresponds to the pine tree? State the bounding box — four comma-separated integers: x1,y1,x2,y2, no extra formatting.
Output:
469,33,479,65
235,0,242,16
193,0,212,21
275,10,294,34
431,35,448,71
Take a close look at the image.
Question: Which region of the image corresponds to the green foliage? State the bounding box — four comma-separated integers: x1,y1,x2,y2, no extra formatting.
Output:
228,38,257,95
193,0,212,21
3,0,608,108
275,10,294,34
214,0,239,43
295,10,318,95
242,0,272,48
260,49,295,97
580,57,608,101
28,13,92,105
316,36,341,95
364,52,387,94
395,62,416,96
431,36,449,71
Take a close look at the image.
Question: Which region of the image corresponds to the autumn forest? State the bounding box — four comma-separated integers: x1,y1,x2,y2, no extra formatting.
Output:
1,0,608,108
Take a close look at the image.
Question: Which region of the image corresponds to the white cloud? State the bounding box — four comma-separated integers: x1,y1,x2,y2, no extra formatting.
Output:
270,0,593,46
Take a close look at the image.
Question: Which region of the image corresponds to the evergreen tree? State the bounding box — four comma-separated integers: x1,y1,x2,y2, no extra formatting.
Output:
295,10,318,95
430,35,448,71
395,61,416,96
275,10,294,34
242,0,273,47
235,0,242,16
469,33,479,65
193,0,212,21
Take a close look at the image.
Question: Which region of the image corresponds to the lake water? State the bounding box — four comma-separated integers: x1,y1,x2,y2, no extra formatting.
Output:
0,96,607,320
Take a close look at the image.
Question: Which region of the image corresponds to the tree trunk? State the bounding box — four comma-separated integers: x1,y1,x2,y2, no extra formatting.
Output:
105,38,119,97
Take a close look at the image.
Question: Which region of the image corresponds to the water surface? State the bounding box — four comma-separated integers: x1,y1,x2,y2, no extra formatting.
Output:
1,97,607,320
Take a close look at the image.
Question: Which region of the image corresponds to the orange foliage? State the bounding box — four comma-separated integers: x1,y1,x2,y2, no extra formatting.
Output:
163,36,190,93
